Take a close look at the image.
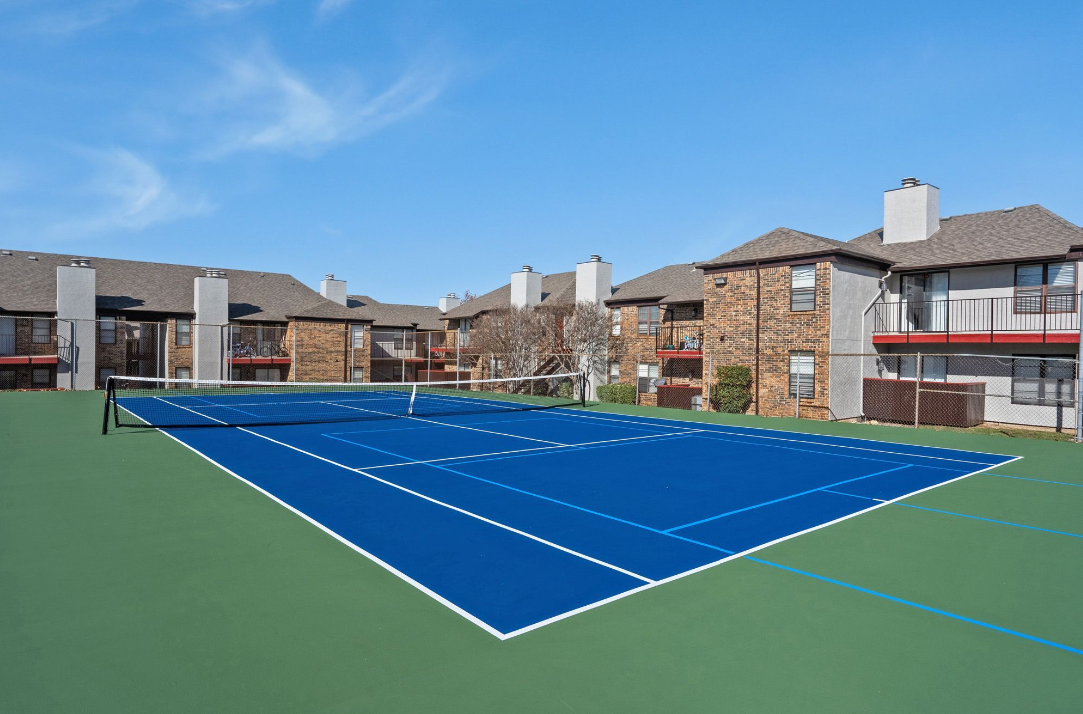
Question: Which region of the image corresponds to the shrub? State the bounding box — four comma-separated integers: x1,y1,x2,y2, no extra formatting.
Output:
556,379,574,399
596,383,636,404
710,364,753,413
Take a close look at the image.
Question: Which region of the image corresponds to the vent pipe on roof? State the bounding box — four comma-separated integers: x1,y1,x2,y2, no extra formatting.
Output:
1,250,12,256
439,292,461,312
69,258,91,268
320,273,347,306
883,178,940,244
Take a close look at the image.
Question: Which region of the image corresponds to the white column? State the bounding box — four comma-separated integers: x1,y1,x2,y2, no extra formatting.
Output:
193,271,229,381
56,259,96,390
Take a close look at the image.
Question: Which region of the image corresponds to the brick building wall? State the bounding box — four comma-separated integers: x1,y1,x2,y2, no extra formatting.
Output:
608,302,705,407
1,316,58,389
288,320,352,382
165,318,193,380
702,262,832,418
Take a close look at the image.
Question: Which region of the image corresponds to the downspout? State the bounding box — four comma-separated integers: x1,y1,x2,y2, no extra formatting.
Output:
755,262,761,416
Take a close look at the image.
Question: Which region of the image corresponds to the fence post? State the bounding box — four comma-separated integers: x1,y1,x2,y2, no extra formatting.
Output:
913,352,922,428
1076,291,1082,442
705,353,712,412
795,358,801,420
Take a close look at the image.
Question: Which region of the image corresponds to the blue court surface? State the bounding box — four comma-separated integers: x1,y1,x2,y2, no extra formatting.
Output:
118,391,1019,639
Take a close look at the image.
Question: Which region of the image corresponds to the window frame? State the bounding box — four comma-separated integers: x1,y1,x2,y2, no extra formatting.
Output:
31,367,51,387
608,360,620,384
790,265,817,312
351,367,365,383
637,362,659,394
1014,262,1077,315
610,308,621,336
98,367,116,388
637,305,660,336
1011,355,1076,407
175,318,192,346
32,314,51,344
99,315,117,345
0,369,15,390
351,324,365,349
788,351,815,398
175,366,191,381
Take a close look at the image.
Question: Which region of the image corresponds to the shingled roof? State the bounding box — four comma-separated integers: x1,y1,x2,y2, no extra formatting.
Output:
606,263,703,305
847,204,1083,270
0,250,355,322
442,271,578,320
697,227,891,270
346,295,445,330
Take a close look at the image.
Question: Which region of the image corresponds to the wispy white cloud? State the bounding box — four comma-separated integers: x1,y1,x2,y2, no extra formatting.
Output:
185,0,272,16
197,45,450,157
47,148,212,237
315,0,355,21
15,0,141,36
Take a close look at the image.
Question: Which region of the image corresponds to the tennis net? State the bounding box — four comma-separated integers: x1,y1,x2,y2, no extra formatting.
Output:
102,372,584,433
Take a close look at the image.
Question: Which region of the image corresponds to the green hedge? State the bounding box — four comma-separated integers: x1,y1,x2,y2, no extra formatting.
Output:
596,383,636,404
709,364,753,413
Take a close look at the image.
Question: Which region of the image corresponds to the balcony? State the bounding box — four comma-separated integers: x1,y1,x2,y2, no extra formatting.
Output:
0,316,61,365
227,325,291,365
371,330,450,360
872,296,1081,345
655,322,704,358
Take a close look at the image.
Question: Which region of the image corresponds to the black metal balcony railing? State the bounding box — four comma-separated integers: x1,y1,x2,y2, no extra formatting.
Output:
655,322,704,354
873,296,1081,337
228,326,289,359
370,331,449,360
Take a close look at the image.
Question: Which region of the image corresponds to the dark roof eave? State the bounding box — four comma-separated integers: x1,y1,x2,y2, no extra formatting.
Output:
888,253,1078,273
697,250,893,272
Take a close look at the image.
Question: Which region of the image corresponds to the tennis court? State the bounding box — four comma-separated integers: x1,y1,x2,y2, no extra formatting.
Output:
110,377,1018,638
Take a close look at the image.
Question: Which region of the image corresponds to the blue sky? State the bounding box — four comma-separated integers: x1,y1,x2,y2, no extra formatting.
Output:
1,1,1081,304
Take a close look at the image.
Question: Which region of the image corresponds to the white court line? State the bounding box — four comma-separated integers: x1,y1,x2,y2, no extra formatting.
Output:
345,430,703,470
500,454,1024,639
321,400,569,447
552,408,1012,466
235,427,652,584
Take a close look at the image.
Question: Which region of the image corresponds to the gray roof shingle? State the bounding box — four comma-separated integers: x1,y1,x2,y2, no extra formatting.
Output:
346,295,445,330
443,271,577,320
846,204,1083,270
0,249,357,322
697,227,890,269
606,263,703,305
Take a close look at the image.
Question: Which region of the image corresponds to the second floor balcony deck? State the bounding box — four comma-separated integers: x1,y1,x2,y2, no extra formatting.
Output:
655,322,704,358
872,295,1081,345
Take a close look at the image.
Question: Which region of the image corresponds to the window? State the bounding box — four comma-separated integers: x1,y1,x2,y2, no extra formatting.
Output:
1012,356,1076,406
1015,262,1077,314
176,319,191,346
609,361,620,384
229,324,242,346
457,318,471,348
637,306,660,336
231,367,242,381
32,315,51,344
789,352,814,398
610,308,621,336
351,367,364,383
0,316,14,355
637,363,659,393
351,324,365,349
98,368,116,388
175,366,191,381
790,265,816,311
392,364,405,381
99,316,116,344
32,368,50,387
255,368,280,382
0,369,15,389
899,355,947,382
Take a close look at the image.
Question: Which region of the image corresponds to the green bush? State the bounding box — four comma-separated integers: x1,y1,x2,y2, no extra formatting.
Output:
556,380,574,399
709,364,753,413
596,383,636,404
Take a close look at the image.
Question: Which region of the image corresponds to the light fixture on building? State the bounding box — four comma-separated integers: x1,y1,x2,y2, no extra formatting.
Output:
714,276,727,287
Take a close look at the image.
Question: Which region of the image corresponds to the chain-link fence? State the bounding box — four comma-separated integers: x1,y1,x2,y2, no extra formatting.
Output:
827,352,1080,435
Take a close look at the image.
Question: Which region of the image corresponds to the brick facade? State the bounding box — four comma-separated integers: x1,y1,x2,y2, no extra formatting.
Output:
702,262,832,418
607,302,705,406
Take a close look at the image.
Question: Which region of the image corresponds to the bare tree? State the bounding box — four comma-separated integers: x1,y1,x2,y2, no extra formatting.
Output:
461,290,478,303
468,306,544,388
538,300,615,395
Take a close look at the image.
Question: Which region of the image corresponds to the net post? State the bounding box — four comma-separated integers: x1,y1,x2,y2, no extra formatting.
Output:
101,377,113,435
580,370,587,407
407,383,418,416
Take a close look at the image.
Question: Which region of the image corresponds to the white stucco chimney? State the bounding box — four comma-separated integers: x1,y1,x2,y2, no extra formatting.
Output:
56,258,96,390
883,178,940,244
510,265,542,308
575,254,612,307
320,273,347,306
193,270,229,381
439,293,461,312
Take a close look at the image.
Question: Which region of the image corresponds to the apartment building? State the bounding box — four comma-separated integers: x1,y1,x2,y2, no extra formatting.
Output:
603,263,704,408
0,251,445,390
695,179,1082,430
